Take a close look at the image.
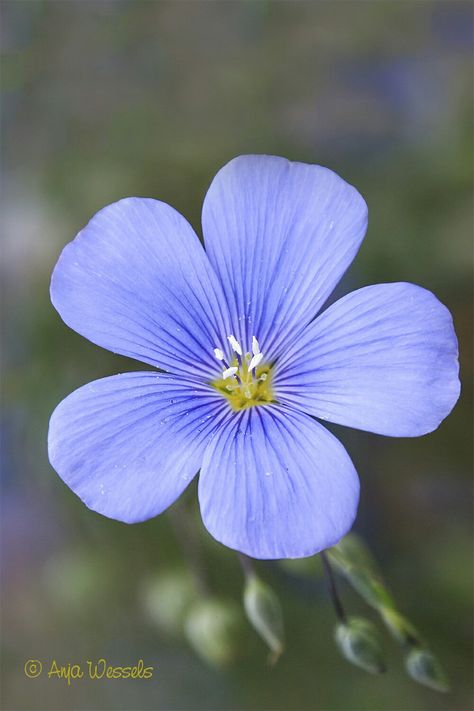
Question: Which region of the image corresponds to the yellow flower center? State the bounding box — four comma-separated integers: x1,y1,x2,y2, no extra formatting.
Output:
211,335,276,411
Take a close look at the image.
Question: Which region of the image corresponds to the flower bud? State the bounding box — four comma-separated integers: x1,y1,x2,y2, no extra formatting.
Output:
184,598,244,667
141,569,196,636
329,557,395,612
335,617,386,674
405,648,449,692
328,536,395,612
346,568,395,611
243,574,284,661
330,533,376,571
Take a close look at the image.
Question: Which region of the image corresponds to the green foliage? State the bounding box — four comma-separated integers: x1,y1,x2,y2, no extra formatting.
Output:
328,534,450,693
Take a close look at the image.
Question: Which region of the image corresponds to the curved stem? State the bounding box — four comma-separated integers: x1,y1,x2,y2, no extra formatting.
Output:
237,551,256,579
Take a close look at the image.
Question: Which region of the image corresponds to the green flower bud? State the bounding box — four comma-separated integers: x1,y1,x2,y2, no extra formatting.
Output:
243,574,284,661
335,617,386,674
184,598,244,667
141,569,197,636
329,535,396,613
328,555,395,612
330,534,377,572
345,567,395,611
405,647,449,693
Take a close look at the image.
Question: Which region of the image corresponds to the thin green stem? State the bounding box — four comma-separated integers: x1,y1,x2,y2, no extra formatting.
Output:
237,551,256,579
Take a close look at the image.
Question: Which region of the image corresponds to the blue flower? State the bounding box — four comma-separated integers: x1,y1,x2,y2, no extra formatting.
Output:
48,155,460,559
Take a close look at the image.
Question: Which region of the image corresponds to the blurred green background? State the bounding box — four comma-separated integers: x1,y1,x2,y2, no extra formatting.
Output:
1,1,472,710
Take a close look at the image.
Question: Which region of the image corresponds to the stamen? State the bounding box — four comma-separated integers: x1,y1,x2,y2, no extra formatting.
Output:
248,353,263,371
214,347,233,373
222,366,238,380
211,336,272,410
227,335,243,356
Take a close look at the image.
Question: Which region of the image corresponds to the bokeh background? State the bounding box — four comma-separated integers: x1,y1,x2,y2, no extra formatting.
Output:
1,1,473,710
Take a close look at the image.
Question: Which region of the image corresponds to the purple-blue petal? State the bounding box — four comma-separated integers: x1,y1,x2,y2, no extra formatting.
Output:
48,373,230,522
202,155,368,358
274,282,460,437
51,198,232,379
198,405,359,559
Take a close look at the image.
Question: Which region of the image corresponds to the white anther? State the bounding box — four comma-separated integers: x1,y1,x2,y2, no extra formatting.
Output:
214,348,224,361
227,335,243,356
222,366,238,380
248,353,263,372
252,336,260,356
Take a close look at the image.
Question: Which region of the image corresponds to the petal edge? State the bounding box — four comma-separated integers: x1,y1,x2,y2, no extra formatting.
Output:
51,198,232,378
202,155,368,358
275,282,460,437
48,372,229,522
198,405,359,559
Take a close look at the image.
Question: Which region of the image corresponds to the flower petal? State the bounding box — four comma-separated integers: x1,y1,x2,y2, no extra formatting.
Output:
275,283,460,437
51,198,232,379
198,405,359,559
48,372,230,523
202,155,368,359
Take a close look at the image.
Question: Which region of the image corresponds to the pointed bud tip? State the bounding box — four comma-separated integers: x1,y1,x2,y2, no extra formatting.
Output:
335,617,387,675
405,648,449,693
243,574,284,658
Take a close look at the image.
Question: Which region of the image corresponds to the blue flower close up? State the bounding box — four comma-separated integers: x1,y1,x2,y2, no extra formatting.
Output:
48,155,460,559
